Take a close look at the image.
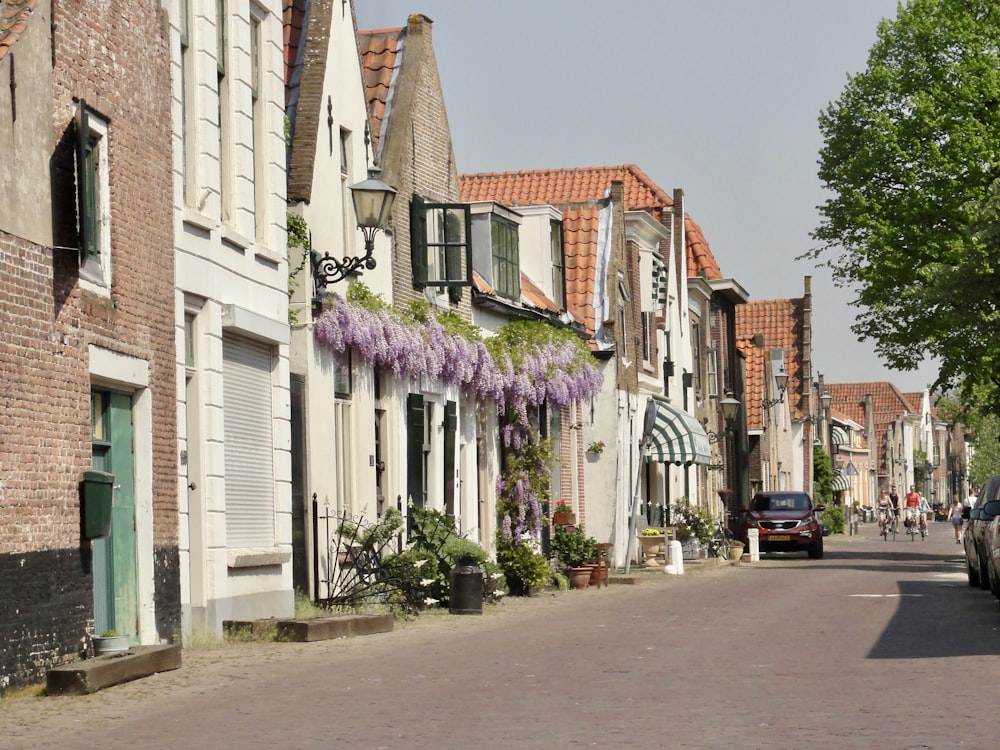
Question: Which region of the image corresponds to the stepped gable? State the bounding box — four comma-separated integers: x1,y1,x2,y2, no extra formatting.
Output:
736,297,807,430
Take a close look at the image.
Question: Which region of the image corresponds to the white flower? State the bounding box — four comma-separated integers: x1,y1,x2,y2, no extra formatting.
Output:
423,597,439,606
420,578,435,586
413,559,428,568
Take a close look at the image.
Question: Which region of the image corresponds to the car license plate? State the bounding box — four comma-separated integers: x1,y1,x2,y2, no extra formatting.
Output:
769,534,791,542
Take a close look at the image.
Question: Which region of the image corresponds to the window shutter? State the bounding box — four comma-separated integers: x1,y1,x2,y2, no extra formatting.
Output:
406,394,425,510
443,401,456,518
410,195,428,284
223,335,275,547
76,101,97,259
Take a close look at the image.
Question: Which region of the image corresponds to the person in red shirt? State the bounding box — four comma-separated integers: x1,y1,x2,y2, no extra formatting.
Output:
904,485,921,529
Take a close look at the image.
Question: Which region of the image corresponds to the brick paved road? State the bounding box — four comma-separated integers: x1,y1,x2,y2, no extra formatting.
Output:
4,521,997,749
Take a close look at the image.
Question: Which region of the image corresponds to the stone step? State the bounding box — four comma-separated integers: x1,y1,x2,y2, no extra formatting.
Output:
46,644,181,696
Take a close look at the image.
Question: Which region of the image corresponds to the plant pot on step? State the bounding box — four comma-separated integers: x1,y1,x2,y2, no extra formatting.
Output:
566,566,592,589
93,634,131,656
727,542,745,561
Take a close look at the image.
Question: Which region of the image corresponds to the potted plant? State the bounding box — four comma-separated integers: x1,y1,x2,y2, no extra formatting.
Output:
586,440,606,456
638,527,666,566
552,499,576,526
551,525,597,588
93,629,130,656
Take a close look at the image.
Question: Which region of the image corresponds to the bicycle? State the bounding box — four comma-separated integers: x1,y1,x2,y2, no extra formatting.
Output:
904,507,919,541
918,511,928,539
878,507,892,540
888,509,898,541
707,515,737,558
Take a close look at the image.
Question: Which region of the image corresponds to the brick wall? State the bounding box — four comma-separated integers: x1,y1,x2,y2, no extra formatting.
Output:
0,0,179,692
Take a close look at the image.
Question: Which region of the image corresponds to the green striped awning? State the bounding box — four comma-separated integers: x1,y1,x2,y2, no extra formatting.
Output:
830,425,849,447
832,470,852,491
645,398,711,466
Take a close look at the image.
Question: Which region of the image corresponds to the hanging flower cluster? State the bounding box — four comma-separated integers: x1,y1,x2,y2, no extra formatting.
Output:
313,287,602,417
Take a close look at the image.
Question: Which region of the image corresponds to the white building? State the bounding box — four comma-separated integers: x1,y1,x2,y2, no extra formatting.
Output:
171,0,292,635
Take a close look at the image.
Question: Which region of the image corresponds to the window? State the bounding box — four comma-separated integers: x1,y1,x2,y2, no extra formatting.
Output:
705,347,719,397
250,7,264,238
333,350,351,399
410,195,472,288
691,323,701,389
491,216,519,300
76,102,110,288
223,334,275,548
180,0,194,204
339,128,350,176
641,312,652,364
217,0,231,221
550,220,565,308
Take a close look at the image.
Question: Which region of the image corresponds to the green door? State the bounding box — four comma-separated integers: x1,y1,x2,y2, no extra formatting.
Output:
91,391,138,640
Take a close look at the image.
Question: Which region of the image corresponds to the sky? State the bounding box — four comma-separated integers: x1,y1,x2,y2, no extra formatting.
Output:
354,0,939,394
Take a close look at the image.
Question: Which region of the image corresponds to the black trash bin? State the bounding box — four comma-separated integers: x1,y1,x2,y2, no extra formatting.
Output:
449,559,483,615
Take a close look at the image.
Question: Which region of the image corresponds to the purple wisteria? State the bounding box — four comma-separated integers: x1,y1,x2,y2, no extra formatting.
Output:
313,296,601,415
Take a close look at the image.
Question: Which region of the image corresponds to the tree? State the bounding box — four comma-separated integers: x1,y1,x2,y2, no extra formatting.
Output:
808,0,1000,407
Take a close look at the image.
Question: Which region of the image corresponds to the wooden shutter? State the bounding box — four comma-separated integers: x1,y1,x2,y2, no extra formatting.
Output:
223,335,275,547
76,101,98,259
406,394,424,510
443,401,456,518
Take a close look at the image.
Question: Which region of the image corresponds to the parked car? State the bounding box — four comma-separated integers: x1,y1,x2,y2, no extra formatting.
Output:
741,491,825,559
981,498,1000,599
963,475,1000,589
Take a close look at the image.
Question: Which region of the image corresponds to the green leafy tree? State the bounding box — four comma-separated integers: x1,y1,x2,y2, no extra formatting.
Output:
813,446,833,505
808,0,1000,406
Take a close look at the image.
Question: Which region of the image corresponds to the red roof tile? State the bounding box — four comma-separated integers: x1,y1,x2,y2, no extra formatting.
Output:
357,26,403,157
0,0,36,61
460,166,722,280
736,298,808,429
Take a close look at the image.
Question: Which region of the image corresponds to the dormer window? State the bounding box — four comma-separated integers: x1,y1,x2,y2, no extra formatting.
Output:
491,216,520,300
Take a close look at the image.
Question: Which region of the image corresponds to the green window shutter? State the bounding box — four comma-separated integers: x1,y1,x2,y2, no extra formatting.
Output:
443,401,456,518
76,102,98,259
406,393,425,510
410,195,428,284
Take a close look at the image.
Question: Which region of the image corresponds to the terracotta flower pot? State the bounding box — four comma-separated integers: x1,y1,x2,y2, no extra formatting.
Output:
553,512,576,526
566,566,592,589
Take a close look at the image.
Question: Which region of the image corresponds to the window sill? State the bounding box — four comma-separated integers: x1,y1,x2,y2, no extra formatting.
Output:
227,547,291,569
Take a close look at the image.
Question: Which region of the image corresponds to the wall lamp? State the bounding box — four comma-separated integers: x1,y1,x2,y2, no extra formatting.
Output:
707,391,741,443
761,371,789,411
311,168,397,312
806,392,833,426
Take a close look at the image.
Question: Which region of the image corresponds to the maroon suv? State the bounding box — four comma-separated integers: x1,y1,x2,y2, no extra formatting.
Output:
741,491,825,559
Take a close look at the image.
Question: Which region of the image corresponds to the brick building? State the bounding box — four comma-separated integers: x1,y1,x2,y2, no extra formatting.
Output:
0,0,179,691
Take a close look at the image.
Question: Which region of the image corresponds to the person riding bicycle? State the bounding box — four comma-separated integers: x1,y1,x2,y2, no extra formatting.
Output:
889,485,901,521
903,485,921,529
917,493,931,535
876,489,894,535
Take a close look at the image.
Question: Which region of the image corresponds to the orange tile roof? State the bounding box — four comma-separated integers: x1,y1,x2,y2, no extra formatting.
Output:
460,167,724,340
0,0,36,62
460,166,722,280
282,0,308,90
357,25,403,157
519,272,561,314
824,381,920,472
735,298,808,429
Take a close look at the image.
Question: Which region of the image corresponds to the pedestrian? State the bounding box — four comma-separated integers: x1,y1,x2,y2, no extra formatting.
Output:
963,487,977,521
948,495,964,543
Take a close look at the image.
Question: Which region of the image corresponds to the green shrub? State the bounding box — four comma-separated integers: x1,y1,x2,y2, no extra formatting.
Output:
821,504,845,534
670,500,715,545
496,540,550,596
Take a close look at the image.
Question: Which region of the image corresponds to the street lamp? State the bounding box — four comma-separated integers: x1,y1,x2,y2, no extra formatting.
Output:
820,391,833,413
311,168,397,304
762,371,789,411
707,392,741,443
